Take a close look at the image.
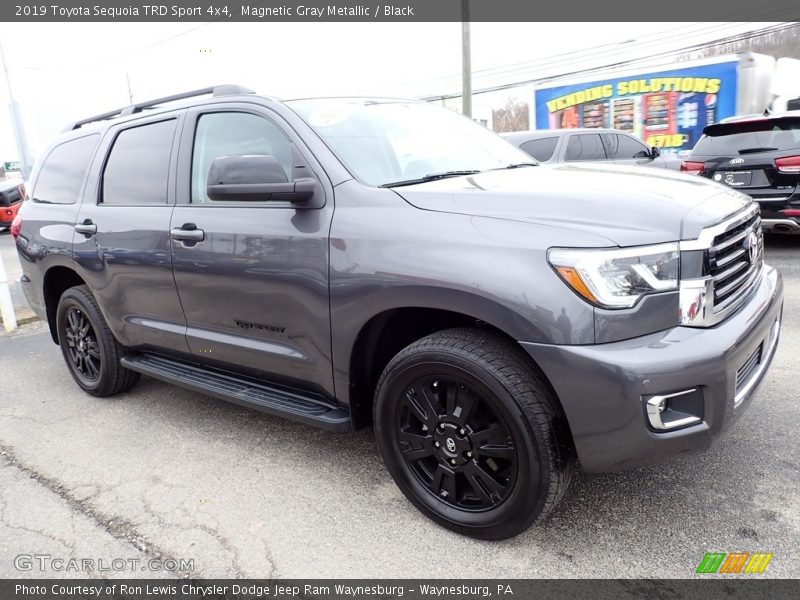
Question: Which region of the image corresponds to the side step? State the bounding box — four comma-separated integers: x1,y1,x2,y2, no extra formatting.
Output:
120,353,351,431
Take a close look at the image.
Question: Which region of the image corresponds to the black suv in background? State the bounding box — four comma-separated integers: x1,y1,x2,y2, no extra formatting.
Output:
12,86,783,540
682,112,800,233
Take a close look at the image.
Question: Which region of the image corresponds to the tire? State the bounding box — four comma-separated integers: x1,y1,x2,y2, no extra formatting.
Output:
56,284,140,397
374,327,573,540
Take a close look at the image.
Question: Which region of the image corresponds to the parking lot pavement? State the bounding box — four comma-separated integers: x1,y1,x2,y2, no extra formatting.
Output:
0,237,798,580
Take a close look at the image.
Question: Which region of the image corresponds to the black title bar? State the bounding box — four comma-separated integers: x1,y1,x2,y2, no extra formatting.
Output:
3,0,800,22
4,579,800,600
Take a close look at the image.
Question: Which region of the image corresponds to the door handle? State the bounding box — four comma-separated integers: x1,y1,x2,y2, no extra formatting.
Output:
75,219,97,236
170,223,205,242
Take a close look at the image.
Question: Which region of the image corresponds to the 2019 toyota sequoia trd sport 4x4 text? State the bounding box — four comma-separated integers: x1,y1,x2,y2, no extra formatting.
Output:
11,85,784,539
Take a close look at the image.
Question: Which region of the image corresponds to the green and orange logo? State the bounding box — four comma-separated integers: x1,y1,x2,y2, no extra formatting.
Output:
696,552,773,574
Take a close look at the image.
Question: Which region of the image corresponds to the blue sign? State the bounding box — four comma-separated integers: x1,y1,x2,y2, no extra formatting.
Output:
533,61,739,151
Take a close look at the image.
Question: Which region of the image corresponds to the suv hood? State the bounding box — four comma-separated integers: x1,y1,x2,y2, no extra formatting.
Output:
392,163,751,246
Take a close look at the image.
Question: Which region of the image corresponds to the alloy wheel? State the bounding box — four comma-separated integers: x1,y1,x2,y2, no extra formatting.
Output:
63,306,102,383
395,376,518,511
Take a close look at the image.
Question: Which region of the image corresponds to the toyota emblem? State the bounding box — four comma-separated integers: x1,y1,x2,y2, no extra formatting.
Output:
446,438,456,452
746,230,759,264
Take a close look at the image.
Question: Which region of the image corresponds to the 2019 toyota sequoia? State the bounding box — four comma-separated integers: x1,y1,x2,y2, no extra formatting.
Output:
12,85,784,539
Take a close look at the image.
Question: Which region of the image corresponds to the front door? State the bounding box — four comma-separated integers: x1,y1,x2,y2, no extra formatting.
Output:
170,105,335,394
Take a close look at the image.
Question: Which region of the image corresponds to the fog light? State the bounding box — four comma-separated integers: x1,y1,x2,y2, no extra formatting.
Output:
645,388,703,431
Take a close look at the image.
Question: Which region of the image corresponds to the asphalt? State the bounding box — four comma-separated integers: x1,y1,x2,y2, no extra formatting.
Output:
0,234,798,579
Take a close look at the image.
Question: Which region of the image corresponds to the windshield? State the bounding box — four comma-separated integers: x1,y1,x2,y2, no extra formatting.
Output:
287,98,533,186
694,117,800,155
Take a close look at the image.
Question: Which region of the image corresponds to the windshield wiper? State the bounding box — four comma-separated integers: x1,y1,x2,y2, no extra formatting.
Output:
738,147,778,154
381,170,481,188
496,162,538,169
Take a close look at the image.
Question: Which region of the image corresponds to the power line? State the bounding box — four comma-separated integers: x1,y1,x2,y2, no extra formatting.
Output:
420,22,798,101
357,18,792,96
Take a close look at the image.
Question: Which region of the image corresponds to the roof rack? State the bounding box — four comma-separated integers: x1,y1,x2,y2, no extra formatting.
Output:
65,84,256,131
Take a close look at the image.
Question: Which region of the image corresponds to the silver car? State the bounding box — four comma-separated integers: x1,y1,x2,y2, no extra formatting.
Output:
503,127,682,169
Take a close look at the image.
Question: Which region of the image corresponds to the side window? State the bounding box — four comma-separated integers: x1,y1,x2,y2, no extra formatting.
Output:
32,135,99,204
565,134,607,161
102,119,176,205
605,133,650,159
520,137,558,162
191,112,293,204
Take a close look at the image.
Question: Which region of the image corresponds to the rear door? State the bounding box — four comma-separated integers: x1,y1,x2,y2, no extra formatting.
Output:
73,111,190,354
170,103,335,393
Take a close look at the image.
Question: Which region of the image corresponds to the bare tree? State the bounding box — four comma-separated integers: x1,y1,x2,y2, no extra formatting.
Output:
492,98,530,132
681,24,800,61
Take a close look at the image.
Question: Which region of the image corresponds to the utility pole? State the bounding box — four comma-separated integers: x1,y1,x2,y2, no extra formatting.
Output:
461,0,472,118
0,42,33,180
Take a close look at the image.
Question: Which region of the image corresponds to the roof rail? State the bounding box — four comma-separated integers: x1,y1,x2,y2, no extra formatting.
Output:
65,84,256,131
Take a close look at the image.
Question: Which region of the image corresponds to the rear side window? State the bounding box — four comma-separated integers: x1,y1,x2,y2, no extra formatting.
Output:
693,118,800,156
520,137,558,162
102,119,176,205
565,134,607,161
32,134,98,204
603,133,650,159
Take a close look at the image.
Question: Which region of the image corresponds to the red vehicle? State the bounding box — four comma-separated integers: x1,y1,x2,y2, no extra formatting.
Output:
0,181,24,231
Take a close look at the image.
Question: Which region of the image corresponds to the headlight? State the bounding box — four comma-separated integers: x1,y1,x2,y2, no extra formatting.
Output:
548,243,679,308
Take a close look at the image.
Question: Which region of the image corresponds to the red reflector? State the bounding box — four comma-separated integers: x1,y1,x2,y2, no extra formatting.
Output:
775,155,800,174
782,209,800,217
10,214,21,239
680,161,705,175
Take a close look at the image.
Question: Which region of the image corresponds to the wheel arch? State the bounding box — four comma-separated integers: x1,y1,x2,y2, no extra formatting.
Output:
341,298,570,443
42,265,86,343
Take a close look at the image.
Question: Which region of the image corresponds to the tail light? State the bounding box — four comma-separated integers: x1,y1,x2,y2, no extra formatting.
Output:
680,161,705,175
782,209,800,217
10,213,21,239
775,155,800,174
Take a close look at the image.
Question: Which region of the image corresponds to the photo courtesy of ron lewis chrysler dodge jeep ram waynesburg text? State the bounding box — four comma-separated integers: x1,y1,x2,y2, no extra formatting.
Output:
11,85,783,540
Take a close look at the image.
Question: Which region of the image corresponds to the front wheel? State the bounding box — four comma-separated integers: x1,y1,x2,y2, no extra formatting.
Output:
374,328,573,540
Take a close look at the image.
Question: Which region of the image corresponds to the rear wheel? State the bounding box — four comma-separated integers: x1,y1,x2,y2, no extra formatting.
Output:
56,285,140,397
374,328,573,540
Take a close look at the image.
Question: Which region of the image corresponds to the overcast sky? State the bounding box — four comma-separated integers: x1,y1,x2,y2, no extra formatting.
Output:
0,21,778,161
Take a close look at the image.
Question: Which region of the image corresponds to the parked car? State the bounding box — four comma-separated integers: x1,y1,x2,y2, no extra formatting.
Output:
682,111,800,234
0,180,24,231
502,128,681,169
14,86,783,540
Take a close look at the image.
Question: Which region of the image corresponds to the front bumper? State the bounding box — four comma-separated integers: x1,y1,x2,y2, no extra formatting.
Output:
519,265,784,473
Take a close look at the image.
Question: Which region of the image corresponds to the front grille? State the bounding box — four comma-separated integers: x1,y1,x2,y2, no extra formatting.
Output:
736,343,763,391
706,210,763,314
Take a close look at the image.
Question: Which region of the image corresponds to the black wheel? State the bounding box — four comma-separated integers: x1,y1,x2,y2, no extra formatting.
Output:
56,285,140,397
374,328,573,540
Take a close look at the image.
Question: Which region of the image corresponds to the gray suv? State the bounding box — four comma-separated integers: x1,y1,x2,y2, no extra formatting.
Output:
503,128,682,169
13,86,784,540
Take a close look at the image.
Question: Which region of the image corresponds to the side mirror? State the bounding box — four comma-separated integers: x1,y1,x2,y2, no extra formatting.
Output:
650,146,661,159
206,155,319,205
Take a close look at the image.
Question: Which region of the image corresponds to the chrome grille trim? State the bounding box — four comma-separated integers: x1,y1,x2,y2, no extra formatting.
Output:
679,203,763,328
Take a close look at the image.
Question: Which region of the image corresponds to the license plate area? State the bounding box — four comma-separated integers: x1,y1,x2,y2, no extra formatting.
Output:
714,171,752,187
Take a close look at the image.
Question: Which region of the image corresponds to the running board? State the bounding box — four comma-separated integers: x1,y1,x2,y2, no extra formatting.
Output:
120,353,351,431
